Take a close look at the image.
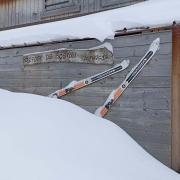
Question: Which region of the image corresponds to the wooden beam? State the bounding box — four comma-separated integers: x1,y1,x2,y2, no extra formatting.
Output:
172,26,180,172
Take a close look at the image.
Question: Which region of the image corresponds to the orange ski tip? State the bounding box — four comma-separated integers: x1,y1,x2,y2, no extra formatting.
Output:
74,81,86,90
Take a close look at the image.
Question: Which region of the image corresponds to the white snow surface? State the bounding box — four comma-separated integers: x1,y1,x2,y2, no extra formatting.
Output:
0,89,179,180
0,0,180,48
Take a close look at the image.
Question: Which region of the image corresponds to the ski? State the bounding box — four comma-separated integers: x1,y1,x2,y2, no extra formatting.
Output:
95,38,160,117
49,59,130,98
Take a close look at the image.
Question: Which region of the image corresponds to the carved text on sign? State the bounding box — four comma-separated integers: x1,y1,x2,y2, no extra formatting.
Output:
23,47,113,65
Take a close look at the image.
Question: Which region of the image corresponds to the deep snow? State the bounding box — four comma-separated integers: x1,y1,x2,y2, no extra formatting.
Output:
0,0,179,47
0,89,179,180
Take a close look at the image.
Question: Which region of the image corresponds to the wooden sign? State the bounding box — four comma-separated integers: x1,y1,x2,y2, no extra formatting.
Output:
23,45,113,65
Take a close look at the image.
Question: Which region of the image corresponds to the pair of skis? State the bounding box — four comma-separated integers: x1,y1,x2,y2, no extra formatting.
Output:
49,38,160,118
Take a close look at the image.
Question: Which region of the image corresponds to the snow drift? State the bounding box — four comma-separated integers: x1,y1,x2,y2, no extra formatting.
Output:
0,0,180,48
0,89,179,180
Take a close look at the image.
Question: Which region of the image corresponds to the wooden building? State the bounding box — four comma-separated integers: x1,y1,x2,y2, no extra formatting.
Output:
0,0,144,30
0,0,180,173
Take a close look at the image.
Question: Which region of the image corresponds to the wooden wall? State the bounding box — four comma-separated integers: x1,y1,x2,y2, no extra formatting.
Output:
0,30,172,166
0,0,144,30
172,26,180,172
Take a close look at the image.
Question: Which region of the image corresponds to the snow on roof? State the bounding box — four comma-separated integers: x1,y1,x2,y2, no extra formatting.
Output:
0,88,180,180
0,0,179,48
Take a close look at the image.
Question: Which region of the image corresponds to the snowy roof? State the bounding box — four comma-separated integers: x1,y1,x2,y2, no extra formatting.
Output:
0,0,179,48
0,88,180,180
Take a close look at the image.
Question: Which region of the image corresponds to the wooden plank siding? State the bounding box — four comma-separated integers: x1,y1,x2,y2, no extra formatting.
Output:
172,26,180,172
0,30,172,166
0,0,144,30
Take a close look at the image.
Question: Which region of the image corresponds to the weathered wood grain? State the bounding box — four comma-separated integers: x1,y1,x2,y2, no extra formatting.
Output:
171,26,180,172
0,0,145,30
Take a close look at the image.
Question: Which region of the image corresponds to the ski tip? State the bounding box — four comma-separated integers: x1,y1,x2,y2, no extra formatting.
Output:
125,59,130,66
121,59,130,68
154,37,160,48
149,37,160,51
155,37,160,43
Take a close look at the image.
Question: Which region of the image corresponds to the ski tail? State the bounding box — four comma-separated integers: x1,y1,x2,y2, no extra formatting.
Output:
48,81,86,98
49,59,130,98
95,87,122,117
95,38,160,118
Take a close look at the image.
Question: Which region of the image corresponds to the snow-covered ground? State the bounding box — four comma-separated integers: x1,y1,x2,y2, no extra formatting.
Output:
0,0,179,48
0,89,179,180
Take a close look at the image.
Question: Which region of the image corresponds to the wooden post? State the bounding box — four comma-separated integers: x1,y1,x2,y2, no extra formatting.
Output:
172,26,180,172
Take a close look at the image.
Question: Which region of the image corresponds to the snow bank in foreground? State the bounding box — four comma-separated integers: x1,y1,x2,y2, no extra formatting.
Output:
0,89,179,180
0,0,180,48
